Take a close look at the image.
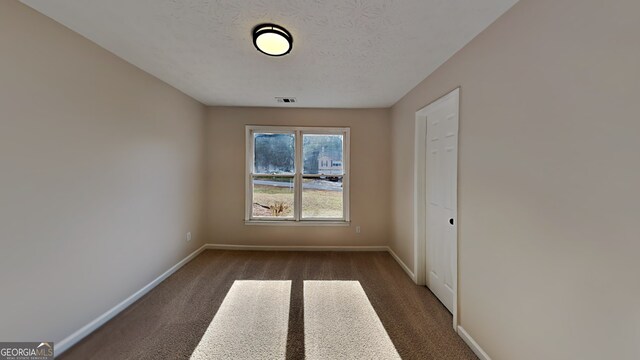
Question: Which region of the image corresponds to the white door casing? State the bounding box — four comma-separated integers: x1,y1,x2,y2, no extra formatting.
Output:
414,88,459,327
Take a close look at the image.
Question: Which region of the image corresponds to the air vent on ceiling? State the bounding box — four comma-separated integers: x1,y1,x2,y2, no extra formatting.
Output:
276,97,296,104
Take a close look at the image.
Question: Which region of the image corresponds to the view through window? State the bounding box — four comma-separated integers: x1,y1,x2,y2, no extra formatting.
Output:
246,126,349,223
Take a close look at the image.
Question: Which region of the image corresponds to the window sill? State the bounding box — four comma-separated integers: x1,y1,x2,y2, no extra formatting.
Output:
244,220,350,227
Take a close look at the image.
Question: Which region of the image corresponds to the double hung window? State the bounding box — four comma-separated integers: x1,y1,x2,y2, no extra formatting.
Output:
245,126,350,224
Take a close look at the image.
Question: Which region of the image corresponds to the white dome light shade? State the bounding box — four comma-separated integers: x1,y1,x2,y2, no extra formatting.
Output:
256,32,289,55
252,24,293,56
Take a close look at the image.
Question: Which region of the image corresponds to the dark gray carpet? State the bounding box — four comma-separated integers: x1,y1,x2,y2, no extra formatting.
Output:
59,250,477,360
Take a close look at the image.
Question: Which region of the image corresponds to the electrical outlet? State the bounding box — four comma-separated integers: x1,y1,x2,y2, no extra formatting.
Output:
355,226,361,234
186,232,192,242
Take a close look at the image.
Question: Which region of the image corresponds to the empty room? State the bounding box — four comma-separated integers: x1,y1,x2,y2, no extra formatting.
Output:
1,0,638,359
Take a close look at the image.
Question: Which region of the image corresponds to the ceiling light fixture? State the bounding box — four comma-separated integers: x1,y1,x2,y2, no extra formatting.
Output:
252,23,293,57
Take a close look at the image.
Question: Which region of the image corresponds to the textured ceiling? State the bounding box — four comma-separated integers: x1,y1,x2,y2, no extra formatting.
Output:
22,0,518,108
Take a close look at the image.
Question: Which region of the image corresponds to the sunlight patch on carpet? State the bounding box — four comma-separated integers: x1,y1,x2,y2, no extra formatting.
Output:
190,280,291,360
304,280,401,359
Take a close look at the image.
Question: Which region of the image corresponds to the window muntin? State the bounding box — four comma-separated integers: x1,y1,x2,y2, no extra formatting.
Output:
246,126,350,223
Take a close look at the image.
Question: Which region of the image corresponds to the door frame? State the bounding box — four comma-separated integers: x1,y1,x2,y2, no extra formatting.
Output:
413,87,460,330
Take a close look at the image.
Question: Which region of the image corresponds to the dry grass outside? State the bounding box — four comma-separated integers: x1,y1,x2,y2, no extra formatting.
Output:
252,184,342,218
301,188,343,218
252,185,294,217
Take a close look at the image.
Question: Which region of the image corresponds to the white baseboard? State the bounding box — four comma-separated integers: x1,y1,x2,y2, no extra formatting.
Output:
387,247,416,282
458,326,492,360
54,244,208,357
206,243,388,252
55,243,414,357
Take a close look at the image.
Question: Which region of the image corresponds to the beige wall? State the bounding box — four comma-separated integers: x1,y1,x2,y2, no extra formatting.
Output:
4,0,639,357
205,107,391,246
0,1,206,345
390,0,640,359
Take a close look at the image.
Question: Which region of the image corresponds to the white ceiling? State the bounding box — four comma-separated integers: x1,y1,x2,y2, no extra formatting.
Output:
22,0,518,108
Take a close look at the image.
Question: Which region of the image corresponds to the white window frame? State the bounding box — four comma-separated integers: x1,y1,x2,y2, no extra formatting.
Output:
245,125,350,226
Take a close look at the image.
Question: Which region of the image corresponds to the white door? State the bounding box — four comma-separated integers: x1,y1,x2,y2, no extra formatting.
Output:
425,90,458,313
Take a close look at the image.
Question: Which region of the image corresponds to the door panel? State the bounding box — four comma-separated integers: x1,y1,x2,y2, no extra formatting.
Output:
425,91,458,313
